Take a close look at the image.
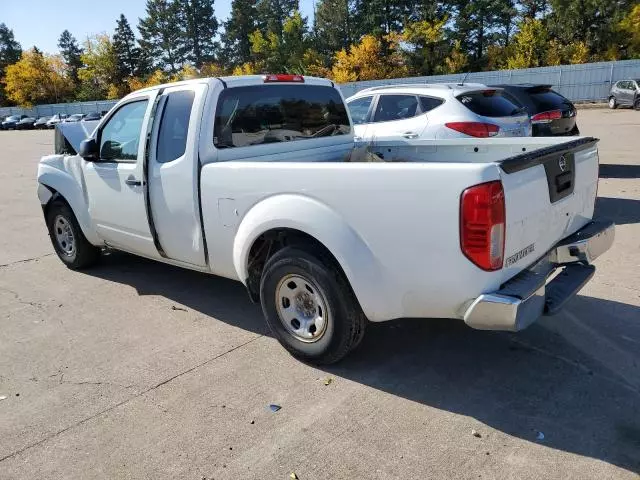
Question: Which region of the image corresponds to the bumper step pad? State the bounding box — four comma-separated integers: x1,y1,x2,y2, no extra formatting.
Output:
544,263,595,315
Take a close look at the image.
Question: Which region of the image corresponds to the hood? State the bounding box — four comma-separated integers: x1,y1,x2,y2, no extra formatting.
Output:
54,120,100,155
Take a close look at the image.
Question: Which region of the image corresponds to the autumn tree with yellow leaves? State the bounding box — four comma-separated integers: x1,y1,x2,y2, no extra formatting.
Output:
4,48,74,107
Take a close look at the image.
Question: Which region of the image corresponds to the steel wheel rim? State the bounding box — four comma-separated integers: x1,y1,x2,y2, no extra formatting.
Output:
275,274,329,343
53,215,75,257
609,98,615,108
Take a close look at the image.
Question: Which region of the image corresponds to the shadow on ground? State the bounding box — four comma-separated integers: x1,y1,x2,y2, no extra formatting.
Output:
595,197,640,225
85,252,640,475
599,164,640,179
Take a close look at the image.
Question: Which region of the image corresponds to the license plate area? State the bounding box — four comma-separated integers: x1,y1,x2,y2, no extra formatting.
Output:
544,152,575,203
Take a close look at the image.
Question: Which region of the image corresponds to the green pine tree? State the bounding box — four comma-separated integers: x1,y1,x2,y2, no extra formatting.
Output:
220,0,257,69
0,23,22,106
452,0,514,68
256,0,299,38
138,0,186,74
547,0,634,54
353,0,413,37
313,0,354,57
57,30,83,84
113,14,144,80
179,0,220,67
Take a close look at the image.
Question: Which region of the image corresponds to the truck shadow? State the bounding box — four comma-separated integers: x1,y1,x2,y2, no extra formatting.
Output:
594,197,640,225
599,164,640,179
86,252,640,474
330,295,640,475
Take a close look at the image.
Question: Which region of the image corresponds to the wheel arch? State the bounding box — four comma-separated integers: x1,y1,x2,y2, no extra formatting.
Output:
233,194,397,322
38,165,101,246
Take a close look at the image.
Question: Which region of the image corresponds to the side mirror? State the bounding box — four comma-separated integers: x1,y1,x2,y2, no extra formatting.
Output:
79,138,99,161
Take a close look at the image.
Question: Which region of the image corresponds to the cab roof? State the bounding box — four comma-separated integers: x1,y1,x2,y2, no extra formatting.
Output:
126,75,335,98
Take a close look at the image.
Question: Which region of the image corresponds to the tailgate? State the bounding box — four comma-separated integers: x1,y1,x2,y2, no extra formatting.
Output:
498,137,599,278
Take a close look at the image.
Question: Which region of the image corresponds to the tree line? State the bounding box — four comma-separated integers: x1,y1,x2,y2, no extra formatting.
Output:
1,0,639,107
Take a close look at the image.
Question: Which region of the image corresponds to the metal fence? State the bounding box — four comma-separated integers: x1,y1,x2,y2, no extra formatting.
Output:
337,59,640,101
0,100,118,118
2,59,640,117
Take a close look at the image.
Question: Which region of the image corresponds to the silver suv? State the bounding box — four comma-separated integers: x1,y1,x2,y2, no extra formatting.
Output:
346,83,532,140
609,79,640,110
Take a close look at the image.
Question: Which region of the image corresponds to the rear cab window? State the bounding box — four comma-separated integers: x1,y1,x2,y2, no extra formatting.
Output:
456,90,522,117
214,84,350,149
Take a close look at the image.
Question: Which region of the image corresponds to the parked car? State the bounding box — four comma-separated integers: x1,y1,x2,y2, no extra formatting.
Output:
37,75,613,364
1,115,28,130
15,117,37,130
491,84,579,136
346,83,532,141
83,112,103,121
608,79,640,110
33,116,52,129
64,113,86,123
46,114,68,128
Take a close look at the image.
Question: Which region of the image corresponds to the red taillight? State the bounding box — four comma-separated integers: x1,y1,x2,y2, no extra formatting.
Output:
531,110,562,124
460,181,506,271
445,122,500,138
263,74,305,83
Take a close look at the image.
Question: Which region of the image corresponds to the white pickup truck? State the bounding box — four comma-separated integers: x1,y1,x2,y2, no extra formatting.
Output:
37,75,615,364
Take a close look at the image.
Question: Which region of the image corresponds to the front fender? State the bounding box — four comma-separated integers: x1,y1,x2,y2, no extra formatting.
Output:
37,154,102,246
232,194,399,322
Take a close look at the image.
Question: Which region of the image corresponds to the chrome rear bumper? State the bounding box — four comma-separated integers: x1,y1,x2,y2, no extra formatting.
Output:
463,219,615,331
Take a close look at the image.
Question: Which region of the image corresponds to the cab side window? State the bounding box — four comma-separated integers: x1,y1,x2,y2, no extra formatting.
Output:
373,95,419,123
347,96,374,125
99,100,149,162
419,96,445,113
157,91,195,163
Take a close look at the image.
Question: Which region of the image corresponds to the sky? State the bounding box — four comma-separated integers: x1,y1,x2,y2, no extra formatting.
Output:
3,0,317,54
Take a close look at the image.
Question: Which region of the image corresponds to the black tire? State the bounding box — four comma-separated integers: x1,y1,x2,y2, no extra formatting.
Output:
46,199,100,269
634,98,640,111
260,247,366,365
608,96,618,109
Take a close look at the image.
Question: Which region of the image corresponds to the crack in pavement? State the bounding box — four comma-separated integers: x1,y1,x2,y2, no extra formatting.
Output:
0,253,54,269
0,286,46,310
0,334,264,464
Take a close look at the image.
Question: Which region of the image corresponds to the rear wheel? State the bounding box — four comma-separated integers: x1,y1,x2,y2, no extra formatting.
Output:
46,200,100,269
634,98,640,111
259,247,366,364
608,97,618,109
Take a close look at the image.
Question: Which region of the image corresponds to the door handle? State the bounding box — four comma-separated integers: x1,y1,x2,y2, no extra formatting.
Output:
402,132,419,139
125,177,143,187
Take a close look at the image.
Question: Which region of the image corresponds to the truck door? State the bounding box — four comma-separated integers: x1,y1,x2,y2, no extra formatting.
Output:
147,83,207,267
83,95,159,258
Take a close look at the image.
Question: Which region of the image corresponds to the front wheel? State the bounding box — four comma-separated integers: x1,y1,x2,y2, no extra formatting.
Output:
608,97,618,109
634,98,640,111
46,200,100,269
260,247,366,365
